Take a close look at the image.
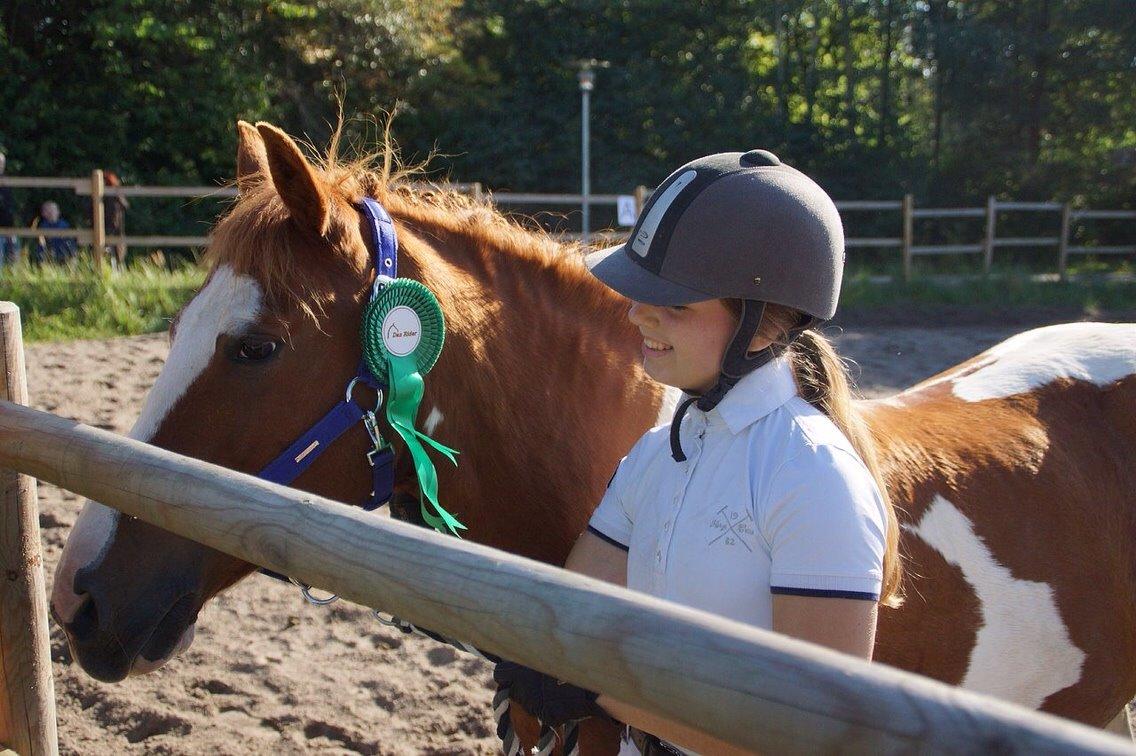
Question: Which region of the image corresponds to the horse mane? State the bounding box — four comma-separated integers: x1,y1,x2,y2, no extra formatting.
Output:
205,130,629,328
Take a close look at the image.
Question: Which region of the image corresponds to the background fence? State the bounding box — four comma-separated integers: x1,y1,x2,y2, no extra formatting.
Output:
1,175,1133,280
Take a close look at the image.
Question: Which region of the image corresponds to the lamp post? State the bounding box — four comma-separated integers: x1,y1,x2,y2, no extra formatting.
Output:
573,59,608,247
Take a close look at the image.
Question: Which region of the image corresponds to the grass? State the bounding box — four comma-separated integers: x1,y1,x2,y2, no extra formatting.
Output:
0,260,204,342
840,264,1136,316
0,259,1132,343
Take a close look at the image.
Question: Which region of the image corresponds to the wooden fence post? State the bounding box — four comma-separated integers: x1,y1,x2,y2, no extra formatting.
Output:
901,193,914,282
1058,203,1072,281
634,184,649,215
0,303,58,756
983,195,997,273
89,170,105,268
471,182,484,204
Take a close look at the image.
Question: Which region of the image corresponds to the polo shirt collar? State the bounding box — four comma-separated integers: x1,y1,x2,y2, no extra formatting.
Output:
709,356,799,435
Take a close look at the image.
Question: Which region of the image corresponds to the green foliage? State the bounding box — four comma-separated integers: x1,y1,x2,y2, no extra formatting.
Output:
841,267,1136,314
0,261,203,341
0,0,1133,211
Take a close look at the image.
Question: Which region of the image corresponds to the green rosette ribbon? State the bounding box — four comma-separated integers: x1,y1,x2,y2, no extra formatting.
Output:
362,278,465,536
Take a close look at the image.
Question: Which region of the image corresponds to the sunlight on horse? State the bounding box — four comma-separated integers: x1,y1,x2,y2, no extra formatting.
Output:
50,121,1136,751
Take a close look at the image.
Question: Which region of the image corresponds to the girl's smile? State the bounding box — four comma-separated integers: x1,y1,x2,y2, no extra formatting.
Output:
629,300,737,394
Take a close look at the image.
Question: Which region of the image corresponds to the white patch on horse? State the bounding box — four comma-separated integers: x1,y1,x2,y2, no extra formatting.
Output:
905,495,1085,709
424,406,444,435
949,323,1136,403
655,385,683,427
52,266,262,623
131,265,263,442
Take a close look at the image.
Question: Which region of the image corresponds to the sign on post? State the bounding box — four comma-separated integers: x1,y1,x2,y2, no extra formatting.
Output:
617,195,638,227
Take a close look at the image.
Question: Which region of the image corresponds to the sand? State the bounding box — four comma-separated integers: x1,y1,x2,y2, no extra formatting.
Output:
27,323,1028,754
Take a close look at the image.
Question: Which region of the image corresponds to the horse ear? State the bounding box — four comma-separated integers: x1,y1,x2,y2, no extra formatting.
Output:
255,122,331,236
235,121,269,194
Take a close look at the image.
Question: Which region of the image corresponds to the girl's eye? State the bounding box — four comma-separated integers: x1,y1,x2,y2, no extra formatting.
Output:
669,305,687,312
237,339,279,362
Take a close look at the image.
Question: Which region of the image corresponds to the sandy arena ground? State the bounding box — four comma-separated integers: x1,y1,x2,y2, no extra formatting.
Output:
25,323,1071,753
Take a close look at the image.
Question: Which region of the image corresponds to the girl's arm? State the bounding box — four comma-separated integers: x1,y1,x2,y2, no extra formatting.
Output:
565,531,878,753
771,595,878,658
564,529,627,586
593,598,877,755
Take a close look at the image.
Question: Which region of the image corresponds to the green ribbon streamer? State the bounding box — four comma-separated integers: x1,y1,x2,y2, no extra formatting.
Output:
385,353,465,536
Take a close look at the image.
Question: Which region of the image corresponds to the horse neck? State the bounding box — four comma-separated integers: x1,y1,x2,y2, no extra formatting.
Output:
396,218,664,563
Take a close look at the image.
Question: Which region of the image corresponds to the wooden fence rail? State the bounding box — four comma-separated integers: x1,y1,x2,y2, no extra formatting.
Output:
0,383,1129,751
1,177,1132,280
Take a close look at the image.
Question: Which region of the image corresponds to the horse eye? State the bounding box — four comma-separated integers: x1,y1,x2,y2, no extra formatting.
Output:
237,339,278,362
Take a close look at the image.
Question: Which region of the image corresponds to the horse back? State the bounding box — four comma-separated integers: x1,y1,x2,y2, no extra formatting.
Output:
864,323,1136,725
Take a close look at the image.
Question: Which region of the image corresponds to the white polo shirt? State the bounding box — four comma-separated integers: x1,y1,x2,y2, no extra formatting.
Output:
588,356,888,629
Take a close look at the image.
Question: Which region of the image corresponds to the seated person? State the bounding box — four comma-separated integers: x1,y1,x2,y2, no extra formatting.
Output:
33,201,78,264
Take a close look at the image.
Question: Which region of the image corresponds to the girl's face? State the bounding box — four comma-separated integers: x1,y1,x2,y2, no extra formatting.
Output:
628,299,738,393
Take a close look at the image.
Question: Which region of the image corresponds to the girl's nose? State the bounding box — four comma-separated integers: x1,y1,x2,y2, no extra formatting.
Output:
628,301,657,327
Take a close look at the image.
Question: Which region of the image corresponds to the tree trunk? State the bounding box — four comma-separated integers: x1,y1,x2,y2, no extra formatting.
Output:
1027,0,1051,165
878,0,894,148
841,0,857,132
775,1,788,125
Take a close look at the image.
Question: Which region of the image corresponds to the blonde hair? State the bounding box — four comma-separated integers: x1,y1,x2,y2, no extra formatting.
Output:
728,300,903,607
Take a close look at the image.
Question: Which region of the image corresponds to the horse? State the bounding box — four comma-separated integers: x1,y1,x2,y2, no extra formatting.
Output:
50,121,1136,752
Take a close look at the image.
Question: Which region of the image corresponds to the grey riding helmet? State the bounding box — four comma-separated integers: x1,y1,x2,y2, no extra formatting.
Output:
584,149,846,461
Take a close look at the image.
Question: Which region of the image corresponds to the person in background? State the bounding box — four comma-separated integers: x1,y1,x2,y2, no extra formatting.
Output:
494,150,902,754
34,201,78,264
102,171,129,266
0,152,19,266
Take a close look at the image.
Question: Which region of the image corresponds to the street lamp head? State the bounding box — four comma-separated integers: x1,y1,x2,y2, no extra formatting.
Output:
578,69,595,91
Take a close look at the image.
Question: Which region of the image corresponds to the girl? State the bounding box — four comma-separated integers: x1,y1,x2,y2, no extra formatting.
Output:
496,149,902,755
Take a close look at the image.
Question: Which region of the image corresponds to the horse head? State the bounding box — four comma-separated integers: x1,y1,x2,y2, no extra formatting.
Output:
50,121,661,683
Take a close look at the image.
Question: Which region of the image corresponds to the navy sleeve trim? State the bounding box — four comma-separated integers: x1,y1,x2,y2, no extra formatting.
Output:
770,586,879,601
587,525,629,552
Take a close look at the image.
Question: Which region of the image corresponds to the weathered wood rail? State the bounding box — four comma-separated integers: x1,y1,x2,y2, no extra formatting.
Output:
0,388,1129,752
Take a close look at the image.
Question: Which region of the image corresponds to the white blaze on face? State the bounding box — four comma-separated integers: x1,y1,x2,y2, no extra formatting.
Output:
905,495,1085,709
52,266,263,624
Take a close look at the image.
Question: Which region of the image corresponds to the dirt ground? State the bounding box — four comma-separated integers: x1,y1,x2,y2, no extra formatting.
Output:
22,320,1107,753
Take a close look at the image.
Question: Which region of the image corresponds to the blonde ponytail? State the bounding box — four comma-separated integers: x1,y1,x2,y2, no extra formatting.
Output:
788,329,903,607
736,300,904,608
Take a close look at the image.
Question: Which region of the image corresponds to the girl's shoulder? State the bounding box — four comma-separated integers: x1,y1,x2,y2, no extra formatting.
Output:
781,397,859,455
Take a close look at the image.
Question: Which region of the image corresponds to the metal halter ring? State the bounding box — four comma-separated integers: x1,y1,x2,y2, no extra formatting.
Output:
345,377,384,409
288,577,340,606
371,610,414,633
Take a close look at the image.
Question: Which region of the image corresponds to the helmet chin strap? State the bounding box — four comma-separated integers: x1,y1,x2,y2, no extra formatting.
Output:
669,300,813,462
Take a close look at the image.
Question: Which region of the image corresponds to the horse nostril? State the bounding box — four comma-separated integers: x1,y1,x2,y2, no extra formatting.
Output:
67,595,100,643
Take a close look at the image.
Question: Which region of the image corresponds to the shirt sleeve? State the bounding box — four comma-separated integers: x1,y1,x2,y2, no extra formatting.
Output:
759,446,887,601
587,456,633,551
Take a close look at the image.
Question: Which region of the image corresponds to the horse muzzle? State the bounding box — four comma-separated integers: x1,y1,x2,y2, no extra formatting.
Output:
58,570,200,682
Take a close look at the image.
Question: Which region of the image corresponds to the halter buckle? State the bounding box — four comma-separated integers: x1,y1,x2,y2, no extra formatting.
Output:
363,410,389,467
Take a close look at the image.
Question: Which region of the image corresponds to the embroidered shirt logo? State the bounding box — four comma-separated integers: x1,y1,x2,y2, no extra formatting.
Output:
708,505,756,552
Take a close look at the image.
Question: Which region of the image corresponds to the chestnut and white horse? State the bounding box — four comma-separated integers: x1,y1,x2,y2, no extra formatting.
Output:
51,122,1136,751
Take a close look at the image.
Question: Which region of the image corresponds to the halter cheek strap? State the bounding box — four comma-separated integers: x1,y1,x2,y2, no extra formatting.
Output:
669,300,815,462
256,197,398,510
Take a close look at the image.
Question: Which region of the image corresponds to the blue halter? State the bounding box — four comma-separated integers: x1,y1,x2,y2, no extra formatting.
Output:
257,198,400,586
